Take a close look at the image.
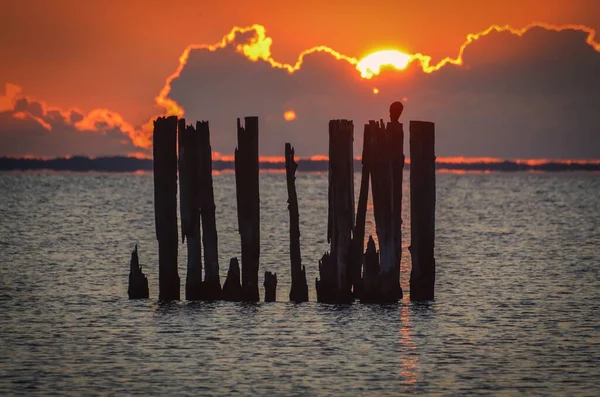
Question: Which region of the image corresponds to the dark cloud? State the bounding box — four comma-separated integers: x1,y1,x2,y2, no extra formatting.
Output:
170,26,600,159
0,97,139,157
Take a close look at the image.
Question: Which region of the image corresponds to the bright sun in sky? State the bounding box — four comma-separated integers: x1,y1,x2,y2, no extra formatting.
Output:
356,50,413,79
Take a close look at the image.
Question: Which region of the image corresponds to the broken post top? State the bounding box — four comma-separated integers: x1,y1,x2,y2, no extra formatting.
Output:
390,101,404,123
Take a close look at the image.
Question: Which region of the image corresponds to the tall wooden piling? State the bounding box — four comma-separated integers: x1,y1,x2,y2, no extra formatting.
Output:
178,119,202,300
317,119,354,303
285,143,309,302
197,121,221,299
153,115,180,301
388,118,405,300
235,117,260,302
409,121,436,301
369,120,397,302
351,124,371,299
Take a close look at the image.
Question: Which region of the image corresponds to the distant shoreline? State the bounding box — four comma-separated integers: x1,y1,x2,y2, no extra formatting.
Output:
1,156,599,173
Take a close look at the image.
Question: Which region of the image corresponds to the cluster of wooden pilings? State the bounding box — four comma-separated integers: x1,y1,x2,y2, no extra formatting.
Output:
128,105,436,303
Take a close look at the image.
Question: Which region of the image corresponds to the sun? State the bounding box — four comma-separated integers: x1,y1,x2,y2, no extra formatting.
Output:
356,50,413,79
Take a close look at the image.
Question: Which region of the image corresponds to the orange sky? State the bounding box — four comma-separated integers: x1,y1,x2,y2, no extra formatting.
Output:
2,0,599,126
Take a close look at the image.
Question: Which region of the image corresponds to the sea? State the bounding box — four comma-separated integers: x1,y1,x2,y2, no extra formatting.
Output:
0,171,598,395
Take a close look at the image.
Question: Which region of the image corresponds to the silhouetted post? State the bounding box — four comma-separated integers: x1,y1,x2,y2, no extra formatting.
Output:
409,121,436,301
235,117,260,302
264,271,277,302
222,257,242,301
369,119,397,302
128,245,149,299
285,143,309,302
351,124,371,299
388,102,405,300
317,119,354,303
197,121,221,299
153,116,180,301
178,119,202,300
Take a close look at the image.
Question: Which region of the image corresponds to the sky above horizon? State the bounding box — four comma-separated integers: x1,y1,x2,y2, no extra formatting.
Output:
1,0,599,159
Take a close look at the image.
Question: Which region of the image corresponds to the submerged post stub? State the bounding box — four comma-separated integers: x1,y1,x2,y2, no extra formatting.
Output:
235,117,260,302
153,115,180,301
128,245,149,299
409,120,436,301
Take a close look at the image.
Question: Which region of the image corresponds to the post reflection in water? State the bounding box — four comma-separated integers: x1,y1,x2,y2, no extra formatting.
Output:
399,303,419,386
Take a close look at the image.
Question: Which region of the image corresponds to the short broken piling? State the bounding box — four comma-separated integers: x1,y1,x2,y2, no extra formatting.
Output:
153,116,180,301
285,143,309,302
222,257,242,301
197,121,221,300
409,120,436,301
235,117,260,302
178,119,202,301
264,271,277,302
128,245,149,299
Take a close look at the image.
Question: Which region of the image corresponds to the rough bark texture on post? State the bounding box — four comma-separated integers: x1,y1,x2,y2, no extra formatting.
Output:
409,120,436,301
317,119,354,303
128,245,149,299
197,120,221,300
235,117,260,302
153,115,180,301
178,118,202,301
264,271,277,302
222,257,242,301
285,143,308,302
350,124,371,299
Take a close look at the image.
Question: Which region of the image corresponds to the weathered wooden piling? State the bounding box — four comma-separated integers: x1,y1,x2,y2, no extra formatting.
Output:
178,118,203,301
128,245,149,299
235,117,260,302
389,102,405,301
222,257,242,301
264,271,277,302
197,121,221,299
368,119,397,302
285,143,309,302
409,120,436,301
317,119,355,303
350,124,371,299
153,116,180,301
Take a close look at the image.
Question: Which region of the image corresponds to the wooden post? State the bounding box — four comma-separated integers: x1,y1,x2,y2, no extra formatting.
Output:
317,119,354,303
153,116,180,301
178,118,202,301
351,124,371,299
409,120,436,301
264,271,277,302
128,245,149,299
285,143,309,302
388,120,404,300
235,117,260,302
222,257,242,301
197,121,221,299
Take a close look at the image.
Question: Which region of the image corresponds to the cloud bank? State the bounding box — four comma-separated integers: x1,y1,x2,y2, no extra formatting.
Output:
1,23,599,159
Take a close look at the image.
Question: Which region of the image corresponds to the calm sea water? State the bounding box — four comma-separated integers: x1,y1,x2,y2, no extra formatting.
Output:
0,171,599,395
